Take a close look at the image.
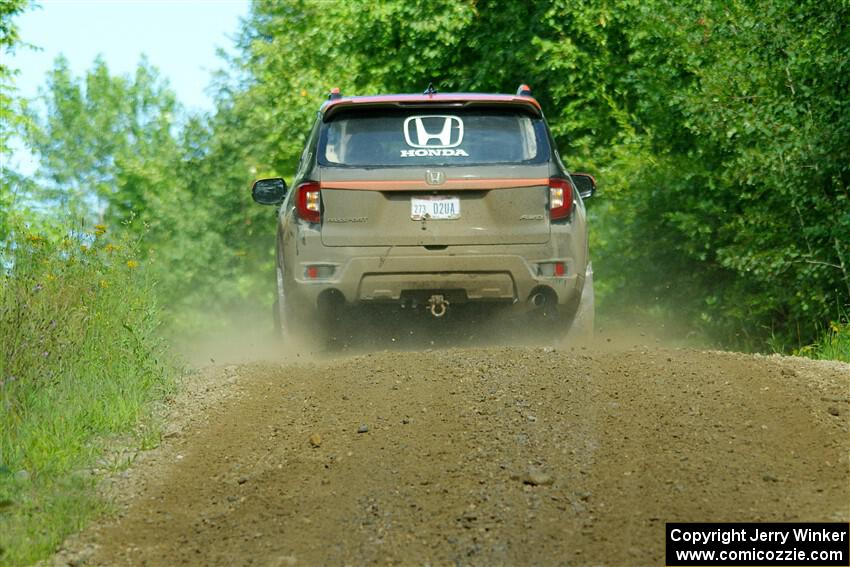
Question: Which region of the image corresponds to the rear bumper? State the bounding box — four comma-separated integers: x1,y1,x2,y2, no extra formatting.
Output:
284,242,585,310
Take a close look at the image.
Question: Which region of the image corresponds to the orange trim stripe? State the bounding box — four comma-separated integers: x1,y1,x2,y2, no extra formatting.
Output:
320,178,548,191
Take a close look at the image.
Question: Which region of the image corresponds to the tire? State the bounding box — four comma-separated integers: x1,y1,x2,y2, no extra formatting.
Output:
316,290,349,349
273,293,294,340
273,263,298,341
567,263,595,341
273,297,281,334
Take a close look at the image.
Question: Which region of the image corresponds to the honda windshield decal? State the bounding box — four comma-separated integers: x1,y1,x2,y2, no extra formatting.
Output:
400,115,469,158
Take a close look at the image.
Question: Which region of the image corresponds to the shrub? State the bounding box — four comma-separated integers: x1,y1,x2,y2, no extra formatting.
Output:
0,221,176,565
797,318,850,363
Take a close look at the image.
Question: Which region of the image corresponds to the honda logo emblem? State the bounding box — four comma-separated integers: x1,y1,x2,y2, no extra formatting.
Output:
425,170,445,185
403,115,464,148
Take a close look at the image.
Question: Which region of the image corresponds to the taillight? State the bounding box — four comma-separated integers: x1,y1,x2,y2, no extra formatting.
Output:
548,177,573,220
304,265,335,279
537,262,567,277
554,262,566,276
296,181,322,223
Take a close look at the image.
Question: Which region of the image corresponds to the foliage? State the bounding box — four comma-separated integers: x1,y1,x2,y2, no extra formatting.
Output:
215,0,848,348
25,56,179,219
0,0,29,141
20,0,850,349
0,0,32,241
0,221,176,565
23,56,284,332
797,318,850,363
604,0,850,348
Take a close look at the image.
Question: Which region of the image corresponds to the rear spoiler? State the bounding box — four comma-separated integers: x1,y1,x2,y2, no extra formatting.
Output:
322,93,542,120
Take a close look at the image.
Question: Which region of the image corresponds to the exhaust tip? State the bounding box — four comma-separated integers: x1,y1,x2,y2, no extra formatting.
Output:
528,286,557,313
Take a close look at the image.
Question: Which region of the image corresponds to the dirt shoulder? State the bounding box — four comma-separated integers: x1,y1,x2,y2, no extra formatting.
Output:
51,346,849,566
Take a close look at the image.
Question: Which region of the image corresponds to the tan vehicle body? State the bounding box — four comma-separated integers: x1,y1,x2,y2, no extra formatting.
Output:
253,90,595,336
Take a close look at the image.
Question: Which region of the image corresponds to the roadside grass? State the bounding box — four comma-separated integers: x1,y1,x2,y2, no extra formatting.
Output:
0,223,176,566
796,318,850,364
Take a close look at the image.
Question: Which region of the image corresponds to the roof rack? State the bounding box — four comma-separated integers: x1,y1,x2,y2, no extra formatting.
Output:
423,82,437,95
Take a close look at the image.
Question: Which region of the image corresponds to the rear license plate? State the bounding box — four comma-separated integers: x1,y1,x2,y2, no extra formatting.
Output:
410,196,461,220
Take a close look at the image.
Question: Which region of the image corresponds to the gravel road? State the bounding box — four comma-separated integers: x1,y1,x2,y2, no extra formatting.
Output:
51,335,849,566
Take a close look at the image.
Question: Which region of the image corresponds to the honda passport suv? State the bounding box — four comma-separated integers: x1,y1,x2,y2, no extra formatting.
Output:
252,85,596,341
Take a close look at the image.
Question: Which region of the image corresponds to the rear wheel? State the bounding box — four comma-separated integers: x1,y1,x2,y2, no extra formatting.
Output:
273,262,300,342
317,290,350,348
567,264,595,341
273,293,295,340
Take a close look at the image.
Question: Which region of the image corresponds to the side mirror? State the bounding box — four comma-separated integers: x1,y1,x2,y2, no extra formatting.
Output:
251,177,287,205
570,173,596,200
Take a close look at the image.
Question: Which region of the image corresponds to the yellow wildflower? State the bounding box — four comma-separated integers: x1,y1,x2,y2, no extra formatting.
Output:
80,244,89,252
94,224,107,236
300,89,308,97
126,260,139,269
105,243,119,254
99,279,109,289
26,234,43,244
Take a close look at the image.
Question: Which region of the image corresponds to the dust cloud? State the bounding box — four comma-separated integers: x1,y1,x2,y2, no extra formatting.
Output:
175,299,710,368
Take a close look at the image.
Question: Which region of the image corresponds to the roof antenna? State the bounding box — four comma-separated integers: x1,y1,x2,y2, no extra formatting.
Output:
423,82,437,95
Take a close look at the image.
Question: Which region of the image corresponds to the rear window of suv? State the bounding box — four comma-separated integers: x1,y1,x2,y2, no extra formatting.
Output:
319,108,550,167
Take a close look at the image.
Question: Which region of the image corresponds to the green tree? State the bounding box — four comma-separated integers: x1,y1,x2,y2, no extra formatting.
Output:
0,0,31,240
592,0,850,347
27,56,179,220
22,0,849,347
26,57,276,328
218,0,849,348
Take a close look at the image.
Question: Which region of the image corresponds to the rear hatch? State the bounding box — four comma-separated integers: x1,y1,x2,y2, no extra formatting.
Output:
317,107,552,247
